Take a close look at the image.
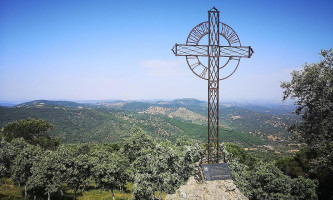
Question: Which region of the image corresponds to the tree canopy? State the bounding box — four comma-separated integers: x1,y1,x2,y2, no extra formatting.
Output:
281,49,333,199
281,49,333,146
2,119,53,141
1,119,58,149
91,149,131,200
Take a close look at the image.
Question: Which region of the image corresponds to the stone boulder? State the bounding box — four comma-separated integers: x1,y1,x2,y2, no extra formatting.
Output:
166,177,248,200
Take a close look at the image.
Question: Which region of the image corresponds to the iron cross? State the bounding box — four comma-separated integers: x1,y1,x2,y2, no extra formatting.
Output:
172,7,253,163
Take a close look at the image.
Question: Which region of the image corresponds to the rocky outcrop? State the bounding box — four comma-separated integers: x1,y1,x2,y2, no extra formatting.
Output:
166,177,248,200
139,106,207,125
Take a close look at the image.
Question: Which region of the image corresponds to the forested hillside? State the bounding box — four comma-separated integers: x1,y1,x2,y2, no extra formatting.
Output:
0,99,297,148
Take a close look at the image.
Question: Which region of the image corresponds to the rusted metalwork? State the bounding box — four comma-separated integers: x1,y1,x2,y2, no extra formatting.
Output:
172,7,253,163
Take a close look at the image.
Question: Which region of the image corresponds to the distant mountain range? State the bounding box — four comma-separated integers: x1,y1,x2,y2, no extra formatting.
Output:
0,103,17,107
0,99,299,147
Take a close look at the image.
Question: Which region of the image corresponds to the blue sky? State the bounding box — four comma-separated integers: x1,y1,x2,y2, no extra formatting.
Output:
1,0,332,103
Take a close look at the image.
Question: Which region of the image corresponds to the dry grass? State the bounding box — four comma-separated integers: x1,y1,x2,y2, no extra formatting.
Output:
77,189,132,200
0,178,23,200
0,178,132,200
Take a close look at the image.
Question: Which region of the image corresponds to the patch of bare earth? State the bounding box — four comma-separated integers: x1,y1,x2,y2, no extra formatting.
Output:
138,106,172,115
139,106,207,125
169,108,206,125
230,115,242,120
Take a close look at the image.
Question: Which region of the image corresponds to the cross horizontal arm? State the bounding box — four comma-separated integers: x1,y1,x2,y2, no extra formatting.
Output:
220,46,254,58
172,44,254,58
172,44,209,56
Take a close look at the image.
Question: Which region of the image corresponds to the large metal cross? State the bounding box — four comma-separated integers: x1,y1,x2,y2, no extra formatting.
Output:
172,7,253,163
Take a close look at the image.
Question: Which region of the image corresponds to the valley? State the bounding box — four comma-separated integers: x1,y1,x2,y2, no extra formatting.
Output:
0,98,301,158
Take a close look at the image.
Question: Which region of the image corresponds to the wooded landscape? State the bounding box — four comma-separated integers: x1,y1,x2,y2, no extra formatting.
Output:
0,49,332,199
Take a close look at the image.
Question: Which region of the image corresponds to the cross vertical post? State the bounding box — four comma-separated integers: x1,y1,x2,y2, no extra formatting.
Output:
208,8,220,163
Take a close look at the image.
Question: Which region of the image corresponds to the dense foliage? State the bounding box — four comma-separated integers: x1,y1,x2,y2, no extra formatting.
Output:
224,143,318,200
1,119,59,150
0,119,323,199
281,49,333,199
0,126,203,200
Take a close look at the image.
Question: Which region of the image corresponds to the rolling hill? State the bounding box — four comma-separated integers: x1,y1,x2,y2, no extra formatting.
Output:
0,99,298,147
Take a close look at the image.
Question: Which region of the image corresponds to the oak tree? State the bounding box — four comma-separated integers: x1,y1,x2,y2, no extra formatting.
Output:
281,49,333,198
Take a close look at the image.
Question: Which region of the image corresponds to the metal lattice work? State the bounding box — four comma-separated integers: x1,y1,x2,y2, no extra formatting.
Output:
172,7,253,163
208,8,220,163
173,45,252,57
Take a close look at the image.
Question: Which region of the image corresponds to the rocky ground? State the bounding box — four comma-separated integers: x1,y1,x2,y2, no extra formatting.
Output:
166,177,248,200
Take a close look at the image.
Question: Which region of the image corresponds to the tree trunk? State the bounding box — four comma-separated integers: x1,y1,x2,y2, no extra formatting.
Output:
47,192,50,200
74,189,77,200
33,188,36,200
158,180,162,200
24,184,27,199
112,188,115,200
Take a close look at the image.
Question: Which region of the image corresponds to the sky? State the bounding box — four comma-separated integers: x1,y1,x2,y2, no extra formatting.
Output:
0,0,332,103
